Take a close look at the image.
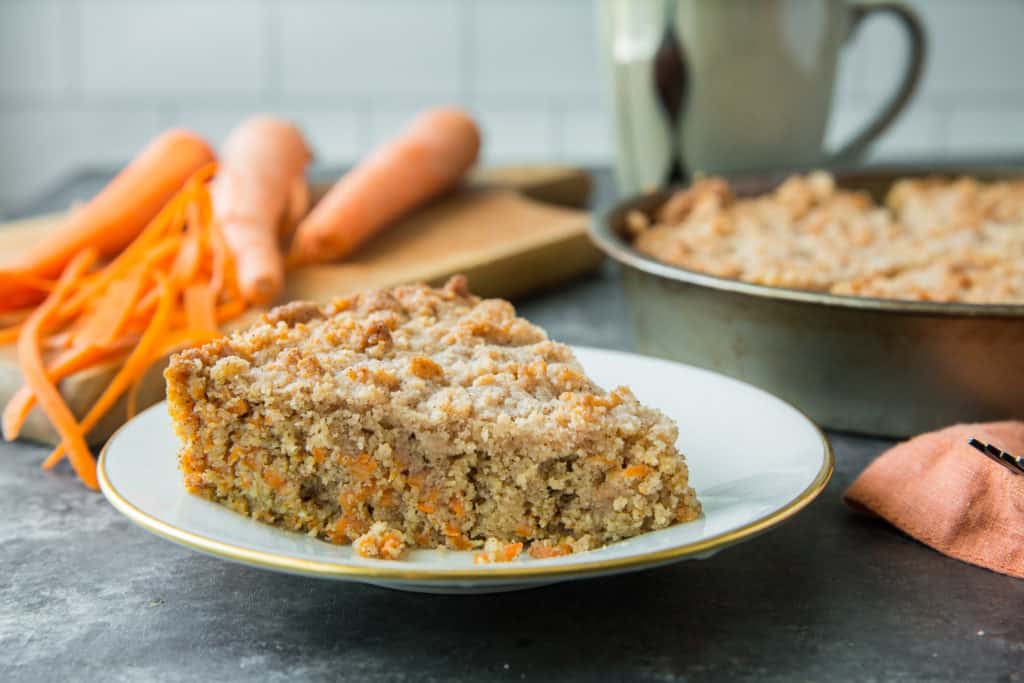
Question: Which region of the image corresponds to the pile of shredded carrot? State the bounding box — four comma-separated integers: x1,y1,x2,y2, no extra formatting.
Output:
0,164,246,489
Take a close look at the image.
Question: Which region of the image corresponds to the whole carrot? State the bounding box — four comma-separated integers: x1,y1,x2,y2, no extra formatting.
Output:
212,117,311,305
288,107,480,266
0,129,215,311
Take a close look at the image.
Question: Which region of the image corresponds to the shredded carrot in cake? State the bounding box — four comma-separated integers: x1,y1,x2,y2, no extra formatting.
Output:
623,464,653,478
473,539,524,564
528,540,574,559
353,522,407,560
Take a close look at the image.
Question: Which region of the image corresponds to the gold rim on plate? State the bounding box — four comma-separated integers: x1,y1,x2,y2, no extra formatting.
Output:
98,404,834,583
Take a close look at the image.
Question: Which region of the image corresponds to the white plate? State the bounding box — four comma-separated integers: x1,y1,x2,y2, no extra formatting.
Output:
99,346,832,593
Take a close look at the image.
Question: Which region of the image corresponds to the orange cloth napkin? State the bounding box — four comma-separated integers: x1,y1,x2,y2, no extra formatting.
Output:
844,421,1024,579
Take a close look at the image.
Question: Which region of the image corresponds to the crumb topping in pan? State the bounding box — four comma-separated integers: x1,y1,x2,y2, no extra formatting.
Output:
632,172,1024,303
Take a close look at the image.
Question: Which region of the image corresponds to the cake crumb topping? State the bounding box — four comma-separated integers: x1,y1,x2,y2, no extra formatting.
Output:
634,172,1024,303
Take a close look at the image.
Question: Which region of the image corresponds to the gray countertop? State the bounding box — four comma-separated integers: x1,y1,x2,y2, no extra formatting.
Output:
2,170,1022,683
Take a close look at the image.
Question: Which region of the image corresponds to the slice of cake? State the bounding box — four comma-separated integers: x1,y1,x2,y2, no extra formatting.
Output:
165,276,700,557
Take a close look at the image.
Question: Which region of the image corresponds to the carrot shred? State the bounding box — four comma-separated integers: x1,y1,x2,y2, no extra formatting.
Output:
623,464,653,479
16,250,100,489
0,326,21,345
72,268,147,349
2,340,131,441
55,191,188,319
171,206,203,286
43,274,178,469
216,297,247,322
208,217,230,296
184,283,218,332
43,332,73,350
133,287,160,318
0,269,56,292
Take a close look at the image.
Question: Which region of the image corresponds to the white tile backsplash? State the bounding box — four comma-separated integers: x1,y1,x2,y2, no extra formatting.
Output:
79,0,267,97
827,93,948,159
561,104,612,162
0,1,66,97
473,0,600,98
278,0,462,97
857,0,1024,99
909,0,1024,97
1,0,1023,213
473,106,555,163
947,106,1024,154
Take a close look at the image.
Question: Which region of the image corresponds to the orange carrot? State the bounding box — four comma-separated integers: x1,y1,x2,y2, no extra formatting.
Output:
0,274,45,315
170,224,204,288
2,340,132,441
216,297,247,322
133,288,159,319
0,130,215,311
43,274,177,470
184,283,217,332
59,225,185,321
208,214,231,296
43,332,74,350
212,117,311,304
56,163,216,313
288,107,479,265
0,270,55,293
72,268,146,349
0,308,34,330
16,250,100,489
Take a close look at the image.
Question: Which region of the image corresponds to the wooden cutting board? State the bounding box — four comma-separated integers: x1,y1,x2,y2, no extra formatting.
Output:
0,164,601,446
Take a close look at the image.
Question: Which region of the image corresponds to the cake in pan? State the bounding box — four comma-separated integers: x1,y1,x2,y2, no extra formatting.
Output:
632,171,1024,304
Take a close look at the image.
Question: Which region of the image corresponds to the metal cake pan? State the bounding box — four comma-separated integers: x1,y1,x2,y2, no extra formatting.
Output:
589,167,1024,437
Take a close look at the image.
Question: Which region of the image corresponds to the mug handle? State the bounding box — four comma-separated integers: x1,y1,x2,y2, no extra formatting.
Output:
828,2,927,164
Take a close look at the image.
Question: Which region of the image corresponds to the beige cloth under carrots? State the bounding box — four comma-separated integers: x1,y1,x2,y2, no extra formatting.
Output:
844,421,1024,579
